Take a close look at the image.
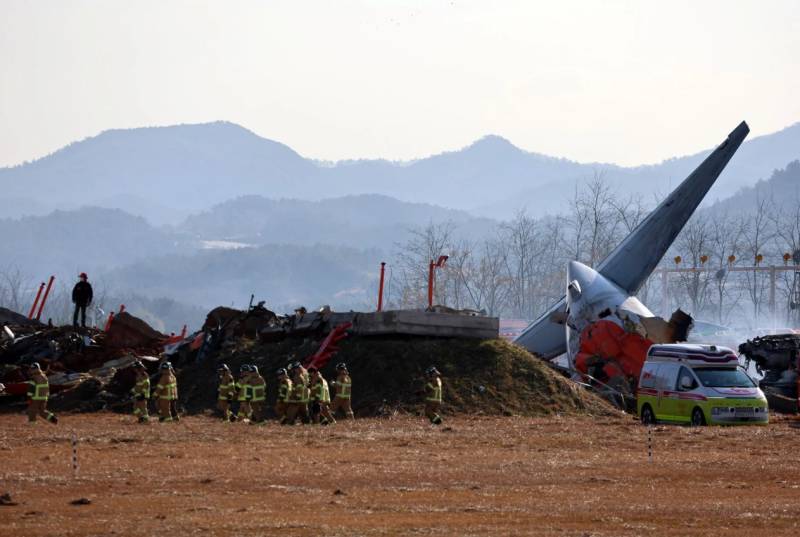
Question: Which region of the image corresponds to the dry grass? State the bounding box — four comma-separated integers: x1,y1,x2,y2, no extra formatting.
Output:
1,413,799,536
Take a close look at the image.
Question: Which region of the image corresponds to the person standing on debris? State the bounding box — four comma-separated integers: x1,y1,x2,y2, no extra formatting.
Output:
309,367,336,425
235,365,253,422
283,364,309,425
422,366,443,425
217,364,236,422
275,368,292,424
249,365,266,424
131,361,150,423
71,273,93,329
26,363,58,424
330,362,355,420
154,362,179,422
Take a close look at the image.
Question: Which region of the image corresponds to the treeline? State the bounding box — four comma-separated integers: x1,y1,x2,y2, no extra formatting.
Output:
386,163,800,329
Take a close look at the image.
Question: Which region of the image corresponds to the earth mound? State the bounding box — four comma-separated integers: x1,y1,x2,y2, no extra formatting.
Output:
177,336,616,418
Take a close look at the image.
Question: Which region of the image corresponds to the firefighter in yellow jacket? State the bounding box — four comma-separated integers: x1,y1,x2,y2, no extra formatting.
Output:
330,362,355,420
423,365,443,425
249,365,267,424
309,367,336,425
275,368,292,424
217,364,236,422
284,364,309,425
154,362,179,422
26,363,57,424
235,365,253,422
131,361,150,423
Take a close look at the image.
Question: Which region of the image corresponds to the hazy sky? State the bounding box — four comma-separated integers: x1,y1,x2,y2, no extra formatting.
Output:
1,0,798,168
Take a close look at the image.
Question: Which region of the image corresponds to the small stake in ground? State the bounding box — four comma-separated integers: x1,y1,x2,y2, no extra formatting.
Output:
647,425,652,464
71,432,79,477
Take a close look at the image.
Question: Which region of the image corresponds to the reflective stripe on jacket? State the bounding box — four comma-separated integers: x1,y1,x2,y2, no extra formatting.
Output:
288,382,306,404
28,380,49,401
218,374,236,400
278,378,292,403
133,377,150,398
237,382,251,402
425,378,442,403
313,379,331,403
251,377,266,402
156,376,178,400
336,376,352,399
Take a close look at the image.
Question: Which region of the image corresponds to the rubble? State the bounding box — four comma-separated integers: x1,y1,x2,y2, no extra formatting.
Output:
739,334,799,413
104,311,165,349
0,306,38,326
0,303,614,418
0,310,166,410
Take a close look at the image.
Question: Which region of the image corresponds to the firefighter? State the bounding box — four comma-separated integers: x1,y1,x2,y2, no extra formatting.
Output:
217,364,236,422
154,362,179,422
275,368,292,424
131,361,150,423
235,365,253,422
309,367,336,425
423,366,443,425
283,364,309,425
26,363,57,424
330,362,355,419
250,365,266,424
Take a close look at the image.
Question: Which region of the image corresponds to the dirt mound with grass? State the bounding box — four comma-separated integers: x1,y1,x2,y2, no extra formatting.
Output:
176,336,616,418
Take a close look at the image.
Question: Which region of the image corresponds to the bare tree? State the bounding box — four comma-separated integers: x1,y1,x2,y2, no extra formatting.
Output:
499,210,540,318
739,197,775,326
0,266,33,314
391,221,455,309
674,214,714,316
708,213,745,325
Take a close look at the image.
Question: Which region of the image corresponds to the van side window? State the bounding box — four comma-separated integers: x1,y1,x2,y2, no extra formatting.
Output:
676,367,698,392
640,365,659,388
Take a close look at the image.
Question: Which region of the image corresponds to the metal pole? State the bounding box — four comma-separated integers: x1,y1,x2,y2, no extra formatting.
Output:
769,266,777,329
377,262,386,312
28,282,45,319
661,270,668,316
35,276,55,321
427,260,435,309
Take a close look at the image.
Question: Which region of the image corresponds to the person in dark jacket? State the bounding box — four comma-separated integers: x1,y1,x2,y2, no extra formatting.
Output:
72,272,93,328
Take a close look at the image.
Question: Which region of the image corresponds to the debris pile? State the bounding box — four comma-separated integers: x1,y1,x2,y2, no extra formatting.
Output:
740,334,799,413
1,304,615,418
0,311,167,411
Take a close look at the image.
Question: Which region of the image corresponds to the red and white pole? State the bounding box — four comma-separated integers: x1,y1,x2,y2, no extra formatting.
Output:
377,262,386,312
35,276,55,321
28,282,45,319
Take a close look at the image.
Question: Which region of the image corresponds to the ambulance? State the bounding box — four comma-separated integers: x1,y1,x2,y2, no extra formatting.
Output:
637,343,768,426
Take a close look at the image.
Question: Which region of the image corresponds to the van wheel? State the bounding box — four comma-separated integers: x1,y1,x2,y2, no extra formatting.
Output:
640,405,655,425
691,407,706,426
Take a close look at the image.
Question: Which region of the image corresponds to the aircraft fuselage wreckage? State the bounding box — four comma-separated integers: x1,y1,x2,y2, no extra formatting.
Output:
515,121,750,403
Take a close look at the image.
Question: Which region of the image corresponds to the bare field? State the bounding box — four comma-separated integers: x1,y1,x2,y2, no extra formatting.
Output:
1,413,799,536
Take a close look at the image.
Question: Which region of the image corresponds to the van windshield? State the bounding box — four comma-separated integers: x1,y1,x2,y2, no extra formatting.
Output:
694,367,755,388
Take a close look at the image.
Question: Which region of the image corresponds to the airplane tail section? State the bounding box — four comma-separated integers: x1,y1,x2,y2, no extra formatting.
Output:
515,121,749,359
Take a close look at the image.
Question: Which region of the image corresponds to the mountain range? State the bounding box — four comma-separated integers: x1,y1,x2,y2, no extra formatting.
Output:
2,120,800,331
3,120,800,224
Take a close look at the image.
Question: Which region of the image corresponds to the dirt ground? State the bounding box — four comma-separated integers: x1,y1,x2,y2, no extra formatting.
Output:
1,413,799,537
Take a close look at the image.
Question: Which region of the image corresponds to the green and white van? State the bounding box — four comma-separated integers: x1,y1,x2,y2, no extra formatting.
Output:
637,343,768,426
